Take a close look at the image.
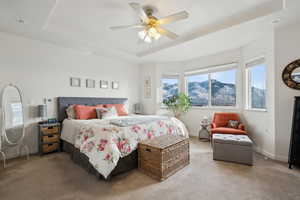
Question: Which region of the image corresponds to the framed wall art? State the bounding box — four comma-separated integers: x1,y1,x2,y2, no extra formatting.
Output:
112,81,119,90
86,79,95,88
70,77,81,87
100,80,109,89
144,76,151,98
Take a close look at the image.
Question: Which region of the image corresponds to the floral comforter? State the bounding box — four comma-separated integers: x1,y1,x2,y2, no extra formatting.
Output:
74,116,188,178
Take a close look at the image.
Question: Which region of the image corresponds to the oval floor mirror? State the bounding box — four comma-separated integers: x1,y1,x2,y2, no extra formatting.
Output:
0,84,29,168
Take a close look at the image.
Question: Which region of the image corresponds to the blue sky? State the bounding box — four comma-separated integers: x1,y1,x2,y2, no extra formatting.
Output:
211,69,236,84
187,74,208,83
187,69,236,84
251,64,266,89
162,78,178,85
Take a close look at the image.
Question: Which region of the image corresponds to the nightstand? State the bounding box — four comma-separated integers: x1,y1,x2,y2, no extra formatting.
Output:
38,123,61,155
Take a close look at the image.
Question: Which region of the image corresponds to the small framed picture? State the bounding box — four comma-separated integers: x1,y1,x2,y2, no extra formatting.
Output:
86,79,95,88
100,80,109,89
112,81,119,90
70,77,81,87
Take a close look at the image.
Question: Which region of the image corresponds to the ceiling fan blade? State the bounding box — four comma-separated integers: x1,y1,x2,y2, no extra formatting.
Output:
129,2,149,23
158,11,189,25
156,27,178,40
110,24,145,30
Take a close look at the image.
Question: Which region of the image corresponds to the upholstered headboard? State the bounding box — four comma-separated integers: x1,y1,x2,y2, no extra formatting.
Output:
57,97,128,122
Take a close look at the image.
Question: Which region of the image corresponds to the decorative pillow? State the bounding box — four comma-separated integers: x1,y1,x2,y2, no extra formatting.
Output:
74,105,104,120
227,120,240,129
105,104,128,116
66,105,76,119
96,107,118,119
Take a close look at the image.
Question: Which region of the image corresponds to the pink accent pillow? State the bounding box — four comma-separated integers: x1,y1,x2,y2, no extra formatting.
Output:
74,105,104,120
105,104,128,116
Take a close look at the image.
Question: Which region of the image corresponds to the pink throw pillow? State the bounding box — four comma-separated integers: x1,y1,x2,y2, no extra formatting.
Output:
74,105,104,120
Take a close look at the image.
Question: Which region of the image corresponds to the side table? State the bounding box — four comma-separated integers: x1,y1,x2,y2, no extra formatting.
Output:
199,123,210,141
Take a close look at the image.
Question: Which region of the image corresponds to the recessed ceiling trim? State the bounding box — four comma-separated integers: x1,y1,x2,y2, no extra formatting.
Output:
42,0,60,30
137,0,284,57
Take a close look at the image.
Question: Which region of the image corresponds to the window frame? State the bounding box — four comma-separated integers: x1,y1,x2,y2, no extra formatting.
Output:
184,63,238,109
160,74,180,105
245,56,267,112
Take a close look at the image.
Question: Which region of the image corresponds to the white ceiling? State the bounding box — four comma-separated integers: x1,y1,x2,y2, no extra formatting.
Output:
0,0,299,63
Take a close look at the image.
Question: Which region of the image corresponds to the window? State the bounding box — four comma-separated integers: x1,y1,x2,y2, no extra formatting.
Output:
161,75,179,102
211,69,236,106
246,57,266,110
186,74,209,106
185,64,237,107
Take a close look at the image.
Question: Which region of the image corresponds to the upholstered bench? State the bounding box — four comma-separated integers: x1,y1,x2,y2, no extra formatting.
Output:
212,134,253,165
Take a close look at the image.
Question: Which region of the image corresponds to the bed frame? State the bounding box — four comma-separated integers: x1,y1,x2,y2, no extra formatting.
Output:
57,97,138,180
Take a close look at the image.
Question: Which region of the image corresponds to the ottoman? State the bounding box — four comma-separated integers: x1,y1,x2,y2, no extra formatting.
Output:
212,134,253,165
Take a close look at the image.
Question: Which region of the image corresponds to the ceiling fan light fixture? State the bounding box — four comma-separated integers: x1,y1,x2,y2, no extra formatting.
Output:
148,27,161,40
138,27,161,43
110,3,189,43
138,30,152,43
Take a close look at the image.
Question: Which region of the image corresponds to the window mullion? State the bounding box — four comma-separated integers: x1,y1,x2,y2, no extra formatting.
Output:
249,70,252,109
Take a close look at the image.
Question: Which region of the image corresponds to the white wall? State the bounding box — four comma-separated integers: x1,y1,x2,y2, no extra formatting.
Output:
241,30,276,158
274,21,300,161
139,63,157,115
0,32,140,158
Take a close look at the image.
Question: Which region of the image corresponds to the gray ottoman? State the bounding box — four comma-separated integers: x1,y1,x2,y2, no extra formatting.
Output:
212,134,253,165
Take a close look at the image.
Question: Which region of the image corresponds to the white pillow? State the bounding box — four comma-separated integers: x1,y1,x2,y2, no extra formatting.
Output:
96,106,118,119
66,105,76,119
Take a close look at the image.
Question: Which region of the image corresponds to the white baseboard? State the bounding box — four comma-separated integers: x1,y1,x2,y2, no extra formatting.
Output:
275,154,289,162
252,145,289,162
253,145,276,160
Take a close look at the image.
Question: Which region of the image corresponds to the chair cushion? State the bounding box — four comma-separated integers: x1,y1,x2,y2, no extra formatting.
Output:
213,113,240,127
211,127,246,135
213,134,252,146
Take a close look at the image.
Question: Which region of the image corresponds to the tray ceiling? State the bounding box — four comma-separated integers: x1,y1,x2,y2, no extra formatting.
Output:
0,0,298,63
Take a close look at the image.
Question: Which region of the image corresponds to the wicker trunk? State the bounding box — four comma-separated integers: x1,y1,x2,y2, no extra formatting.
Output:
138,135,189,181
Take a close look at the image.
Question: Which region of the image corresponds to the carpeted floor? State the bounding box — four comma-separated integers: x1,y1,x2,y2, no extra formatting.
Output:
1,138,300,200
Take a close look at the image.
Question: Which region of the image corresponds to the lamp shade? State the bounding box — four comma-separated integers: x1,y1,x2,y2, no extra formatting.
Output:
38,104,47,118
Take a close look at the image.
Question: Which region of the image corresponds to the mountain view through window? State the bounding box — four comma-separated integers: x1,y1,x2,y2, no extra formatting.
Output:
249,64,266,109
187,74,209,106
211,69,236,106
162,77,179,102
186,69,236,107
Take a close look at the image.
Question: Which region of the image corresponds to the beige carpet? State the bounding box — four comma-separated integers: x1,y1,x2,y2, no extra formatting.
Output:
1,138,300,200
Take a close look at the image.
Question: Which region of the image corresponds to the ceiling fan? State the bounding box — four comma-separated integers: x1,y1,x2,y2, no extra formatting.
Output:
109,2,189,43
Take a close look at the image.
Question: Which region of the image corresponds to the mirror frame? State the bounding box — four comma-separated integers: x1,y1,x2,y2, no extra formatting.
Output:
282,59,300,90
0,84,25,146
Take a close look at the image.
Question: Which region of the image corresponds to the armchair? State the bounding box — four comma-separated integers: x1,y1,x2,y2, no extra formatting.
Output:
210,112,246,135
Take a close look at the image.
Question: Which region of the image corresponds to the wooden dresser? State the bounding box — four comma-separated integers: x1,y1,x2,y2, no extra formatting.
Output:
138,135,189,181
38,123,61,155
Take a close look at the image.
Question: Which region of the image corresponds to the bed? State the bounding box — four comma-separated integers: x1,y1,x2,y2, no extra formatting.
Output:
58,97,188,180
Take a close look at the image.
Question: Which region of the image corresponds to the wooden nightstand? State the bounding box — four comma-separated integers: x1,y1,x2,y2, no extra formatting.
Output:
38,123,61,155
